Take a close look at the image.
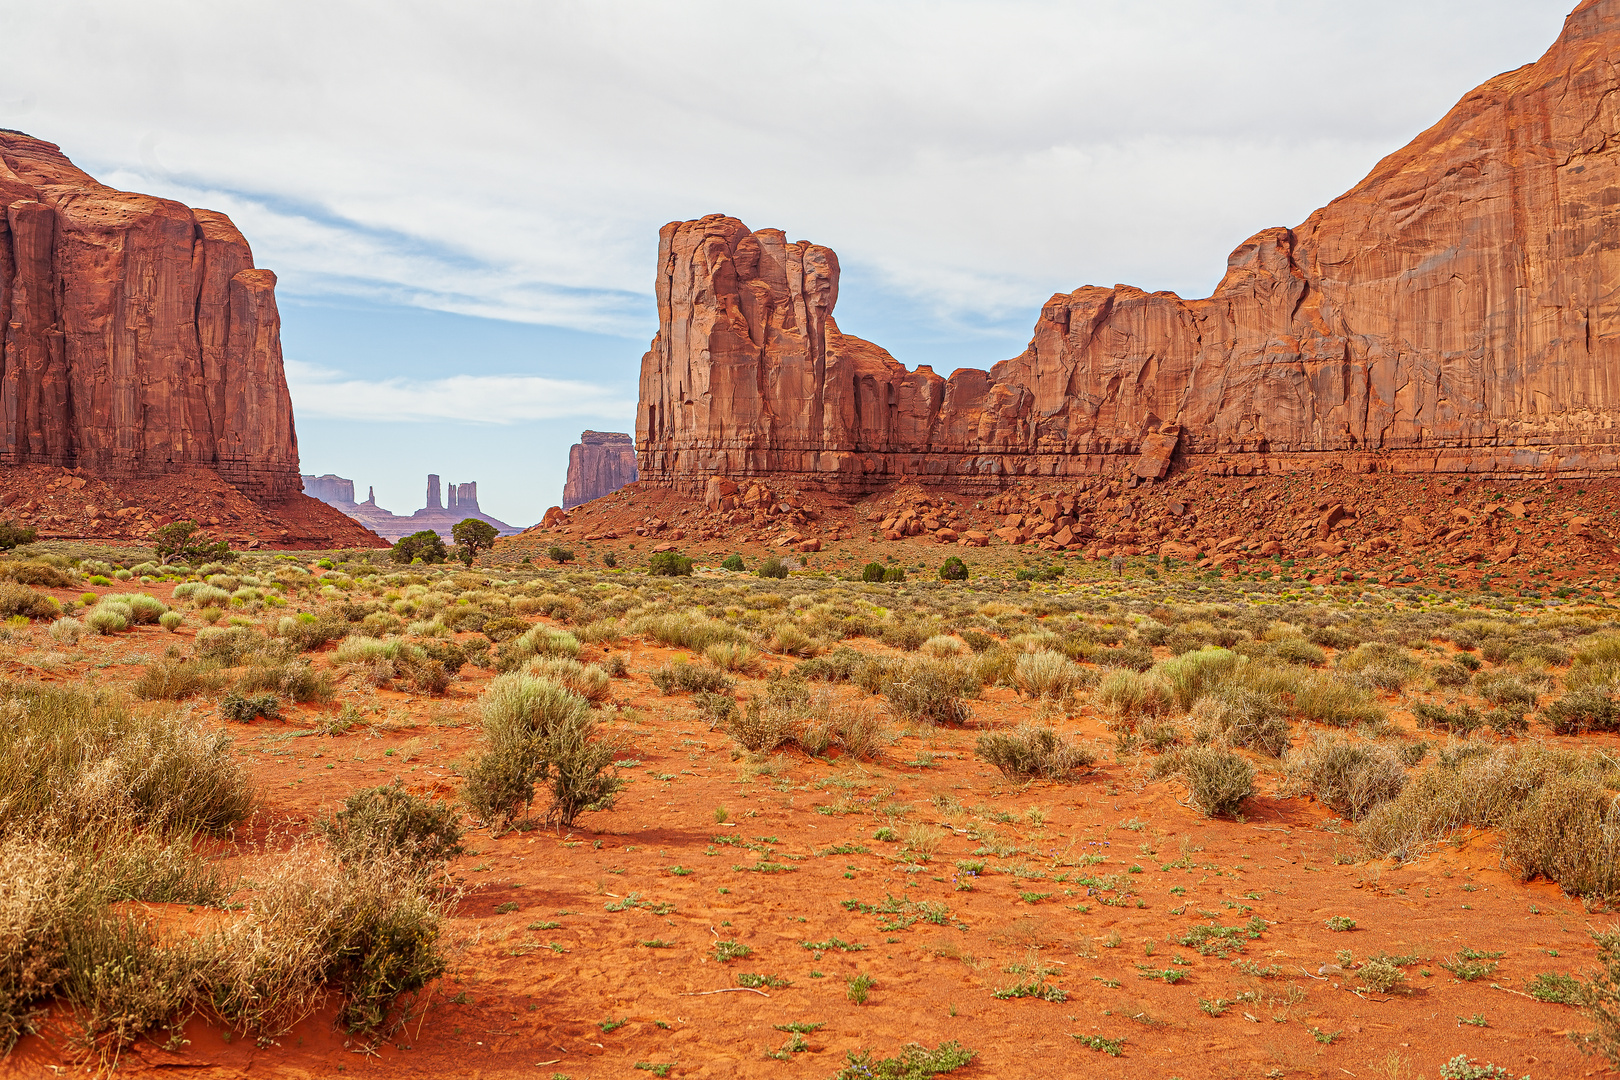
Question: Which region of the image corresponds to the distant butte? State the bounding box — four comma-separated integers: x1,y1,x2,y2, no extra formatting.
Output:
563,431,638,509
302,472,519,542
636,0,1620,495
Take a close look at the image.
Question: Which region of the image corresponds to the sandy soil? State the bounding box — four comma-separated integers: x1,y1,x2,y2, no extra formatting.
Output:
3,570,1616,1080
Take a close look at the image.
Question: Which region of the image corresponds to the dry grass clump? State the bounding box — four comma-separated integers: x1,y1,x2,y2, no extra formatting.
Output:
975,723,1097,780
1499,778,1620,897
494,623,581,670
523,656,612,703
211,845,452,1038
1544,688,1620,734
1584,925,1620,1068
1153,746,1254,818
0,582,59,622
1189,684,1291,757
1338,641,1419,691
630,611,749,652
1095,669,1172,722
882,657,975,726
1013,649,1084,701
788,689,893,760
0,682,253,835
1155,647,1241,711
1358,744,1610,867
133,659,229,701
919,635,970,659
1286,735,1406,820
795,646,893,693
705,641,764,674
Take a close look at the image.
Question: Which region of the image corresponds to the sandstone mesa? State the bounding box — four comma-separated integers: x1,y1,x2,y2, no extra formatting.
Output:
0,129,381,547
637,0,1620,495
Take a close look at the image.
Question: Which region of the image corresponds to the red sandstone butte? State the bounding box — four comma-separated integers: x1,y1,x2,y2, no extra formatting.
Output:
0,130,382,547
563,430,639,509
637,0,1620,495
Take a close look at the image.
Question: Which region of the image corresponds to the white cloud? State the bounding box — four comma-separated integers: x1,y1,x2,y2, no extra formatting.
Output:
284,361,634,425
0,0,1575,341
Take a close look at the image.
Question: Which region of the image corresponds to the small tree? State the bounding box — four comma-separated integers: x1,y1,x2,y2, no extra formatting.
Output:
647,551,694,577
861,561,885,582
545,545,575,564
0,519,37,551
939,557,968,581
392,530,447,565
150,520,235,567
452,518,499,566
721,554,746,572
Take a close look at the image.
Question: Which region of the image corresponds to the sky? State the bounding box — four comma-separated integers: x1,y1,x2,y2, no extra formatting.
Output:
0,0,1578,526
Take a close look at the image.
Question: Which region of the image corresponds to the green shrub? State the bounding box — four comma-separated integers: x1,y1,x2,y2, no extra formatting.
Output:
1544,689,1620,734
1287,736,1405,820
462,675,622,831
1014,563,1063,582
158,611,183,632
0,521,39,552
84,606,129,635
647,552,693,577
721,554,746,572
831,1041,976,1080
391,531,447,565
939,557,968,581
650,662,734,696
757,557,790,579
1154,747,1254,817
861,562,886,582
1583,925,1620,1068
545,546,575,564
482,616,530,643
976,723,1096,780
219,691,281,722
881,566,906,583
319,782,464,872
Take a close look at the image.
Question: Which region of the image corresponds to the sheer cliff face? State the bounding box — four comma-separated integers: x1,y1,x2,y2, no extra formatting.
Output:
639,0,1620,492
0,132,298,498
563,431,638,509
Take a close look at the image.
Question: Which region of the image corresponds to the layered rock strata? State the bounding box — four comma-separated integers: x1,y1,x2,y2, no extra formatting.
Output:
638,0,1620,493
563,431,638,509
0,130,299,498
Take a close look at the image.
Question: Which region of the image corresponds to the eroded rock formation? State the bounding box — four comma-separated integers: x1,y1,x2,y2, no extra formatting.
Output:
638,0,1620,493
303,471,520,541
563,431,638,509
0,130,298,498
